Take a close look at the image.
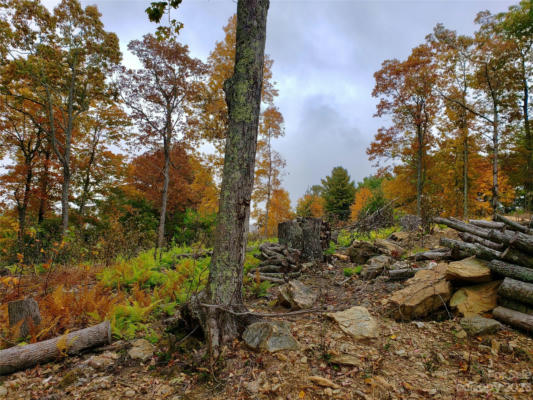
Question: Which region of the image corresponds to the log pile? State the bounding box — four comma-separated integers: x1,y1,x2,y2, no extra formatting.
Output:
278,217,330,262
247,242,306,283
435,214,533,333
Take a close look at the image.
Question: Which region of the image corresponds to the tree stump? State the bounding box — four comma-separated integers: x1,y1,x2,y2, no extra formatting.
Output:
278,218,329,262
8,298,41,338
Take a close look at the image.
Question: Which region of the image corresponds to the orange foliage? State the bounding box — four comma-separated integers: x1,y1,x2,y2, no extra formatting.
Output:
296,194,325,218
257,188,293,237
350,187,373,220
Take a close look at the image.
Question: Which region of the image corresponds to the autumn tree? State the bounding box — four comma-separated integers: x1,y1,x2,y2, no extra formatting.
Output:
256,188,293,236
296,192,325,218
119,33,206,255
321,166,356,221
368,44,438,217
0,0,122,235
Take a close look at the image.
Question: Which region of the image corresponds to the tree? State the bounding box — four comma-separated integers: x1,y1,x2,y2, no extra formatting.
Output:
321,166,356,221
119,33,206,256
368,44,438,217
0,0,122,236
296,193,325,218
350,187,372,220
255,188,292,236
252,106,285,236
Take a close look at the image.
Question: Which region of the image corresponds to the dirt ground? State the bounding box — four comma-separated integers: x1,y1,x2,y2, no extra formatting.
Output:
1,235,532,400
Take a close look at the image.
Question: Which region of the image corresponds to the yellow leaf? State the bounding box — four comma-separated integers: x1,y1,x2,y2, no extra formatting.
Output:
298,391,305,399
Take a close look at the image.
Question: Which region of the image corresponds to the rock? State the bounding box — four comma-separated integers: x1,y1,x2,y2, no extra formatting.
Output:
361,265,384,280
0,386,7,397
333,253,349,262
399,214,422,231
124,389,136,397
388,231,411,243
450,281,501,317
455,329,467,339
244,380,260,394
374,238,406,258
128,339,154,362
86,351,117,370
389,263,452,319
460,315,502,336
445,256,492,283
329,354,362,367
243,321,299,352
278,280,317,310
328,306,378,340
308,376,340,389
368,255,392,269
347,240,379,264
390,260,409,271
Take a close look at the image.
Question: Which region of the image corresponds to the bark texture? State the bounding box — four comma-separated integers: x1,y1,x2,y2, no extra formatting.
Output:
498,277,533,307
278,218,327,262
8,298,41,339
202,0,270,356
488,260,533,283
493,306,533,333
0,321,111,375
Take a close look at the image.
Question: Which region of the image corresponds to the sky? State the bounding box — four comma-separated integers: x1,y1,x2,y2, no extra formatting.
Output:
42,0,518,205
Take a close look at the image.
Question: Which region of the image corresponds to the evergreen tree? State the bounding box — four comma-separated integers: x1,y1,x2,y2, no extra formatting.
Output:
321,166,356,221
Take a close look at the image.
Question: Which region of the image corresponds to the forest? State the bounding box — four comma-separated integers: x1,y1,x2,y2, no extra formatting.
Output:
0,0,531,399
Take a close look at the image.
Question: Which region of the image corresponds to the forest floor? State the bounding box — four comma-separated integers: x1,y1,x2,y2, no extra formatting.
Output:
1,231,532,400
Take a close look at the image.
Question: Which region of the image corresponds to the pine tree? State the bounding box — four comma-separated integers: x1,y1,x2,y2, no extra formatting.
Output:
321,167,356,221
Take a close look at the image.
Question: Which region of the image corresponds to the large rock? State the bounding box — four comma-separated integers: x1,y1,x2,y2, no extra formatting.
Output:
278,280,317,310
389,263,452,320
374,239,406,258
399,214,422,231
328,306,378,340
243,321,300,352
128,339,154,362
450,281,501,317
360,255,393,280
460,315,502,336
347,240,379,264
445,256,492,283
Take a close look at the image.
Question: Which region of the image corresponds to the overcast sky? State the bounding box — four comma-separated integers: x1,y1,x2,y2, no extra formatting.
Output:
43,0,517,205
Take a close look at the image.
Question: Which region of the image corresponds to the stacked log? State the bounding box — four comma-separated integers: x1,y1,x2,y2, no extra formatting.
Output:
435,215,533,333
247,242,304,283
278,217,330,262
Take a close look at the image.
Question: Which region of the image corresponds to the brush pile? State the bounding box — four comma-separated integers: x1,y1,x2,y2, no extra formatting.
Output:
247,242,308,283
436,214,533,333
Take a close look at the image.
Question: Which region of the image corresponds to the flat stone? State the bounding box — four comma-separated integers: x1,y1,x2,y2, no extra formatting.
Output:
329,354,362,367
128,339,154,362
445,256,492,283
243,321,299,352
368,255,392,269
389,263,452,320
328,306,378,340
86,352,118,370
277,280,317,310
347,240,379,264
450,281,501,317
460,315,502,336
0,386,7,397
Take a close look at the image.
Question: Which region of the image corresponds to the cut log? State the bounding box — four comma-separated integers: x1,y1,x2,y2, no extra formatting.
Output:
469,220,505,230
494,214,531,234
0,321,111,375
8,298,41,339
411,249,451,261
487,230,533,256
498,278,533,306
488,260,533,283
247,273,285,283
278,218,326,262
439,238,501,261
498,298,533,315
459,232,504,251
388,268,425,281
492,306,533,333
434,217,492,239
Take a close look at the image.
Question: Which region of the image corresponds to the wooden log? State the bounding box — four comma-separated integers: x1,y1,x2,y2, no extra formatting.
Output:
469,220,505,230
279,218,325,262
8,298,41,339
434,217,492,239
500,247,533,267
498,278,533,306
411,250,451,261
489,260,533,283
487,229,533,256
493,306,533,333
247,273,285,284
439,238,501,261
499,298,533,315
0,321,111,375
495,214,531,234
459,232,504,251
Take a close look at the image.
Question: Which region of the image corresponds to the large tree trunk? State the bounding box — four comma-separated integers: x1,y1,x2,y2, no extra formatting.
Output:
60,164,70,236
8,298,41,339
278,218,326,262
0,321,111,375
38,147,51,224
202,0,270,358
416,125,423,217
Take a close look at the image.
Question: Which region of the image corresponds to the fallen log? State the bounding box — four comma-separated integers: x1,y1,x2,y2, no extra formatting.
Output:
495,214,531,234
459,232,504,251
434,217,491,239
411,250,451,261
0,321,111,375
499,298,533,315
247,273,285,283
487,229,533,256
498,278,533,307
388,268,426,281
492,306,533,333
469,220,505,230
488,260,533,283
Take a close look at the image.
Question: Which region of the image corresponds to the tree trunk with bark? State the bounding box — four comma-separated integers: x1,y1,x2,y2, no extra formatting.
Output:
498,277,533,307
489,260,533,283
493,306,533,333
8,298,41,339
200,0,270,358
156,138,171,258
